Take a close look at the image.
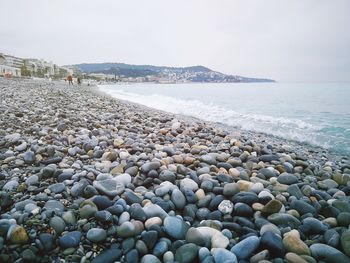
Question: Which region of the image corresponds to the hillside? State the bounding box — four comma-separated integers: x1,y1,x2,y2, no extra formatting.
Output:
69,62,275,83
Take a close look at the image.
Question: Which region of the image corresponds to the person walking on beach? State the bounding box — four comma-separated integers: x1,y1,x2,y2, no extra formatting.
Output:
77,77,81,85
67,75,73,85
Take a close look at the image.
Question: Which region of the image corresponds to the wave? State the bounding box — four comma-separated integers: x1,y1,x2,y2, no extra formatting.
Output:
99,86,349,154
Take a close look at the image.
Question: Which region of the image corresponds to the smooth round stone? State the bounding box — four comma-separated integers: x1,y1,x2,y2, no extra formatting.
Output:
310,243,350,263
212,248,238,263
145,217,163,229
285,252,309,263
196,227,229,249
141,254,161,263
234,202,253,217
341,230,350,257
153,241,168,257
125,249,139,263
130,203,147,221
283,230,310,255
3,180,19,191
49,216,66,234
223,183,240,196
58,172,73,182
143,204,168,220
231,191,258,204
261,231,284,257
44,200,64,213
301,218,327,234
59,231,81,248
87,228,107,243
159,170,176,182
175,243,199,263
163,251,175,262
251,182,264,193
25,175,39,185
218,200,233,215
261,199,282,215
117,222,136,238
211,231,229,249
231,235,260,259
337,212,350,226
48,183,65,193
180,178,198,191
92,195,114,210
8,225,29,244
164,216,189,240
171,189,186,210
125,191,142,204
186,227,206,246
290,200,316,215
277,173,298,185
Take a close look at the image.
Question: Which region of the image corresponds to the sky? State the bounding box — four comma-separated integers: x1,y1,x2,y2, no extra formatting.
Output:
1,0,350,81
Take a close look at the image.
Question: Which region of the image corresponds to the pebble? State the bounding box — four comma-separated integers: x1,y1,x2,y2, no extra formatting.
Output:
59,231,81,248
87,228,107,243
163,216,189,240
231,235,260,259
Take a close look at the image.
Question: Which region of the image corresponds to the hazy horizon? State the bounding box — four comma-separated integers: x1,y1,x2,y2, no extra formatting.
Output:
1,0,350,82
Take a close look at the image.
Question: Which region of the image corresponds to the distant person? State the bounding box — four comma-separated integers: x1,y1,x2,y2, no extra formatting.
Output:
87,80,91,86
67,75,73,85
77,77,81,85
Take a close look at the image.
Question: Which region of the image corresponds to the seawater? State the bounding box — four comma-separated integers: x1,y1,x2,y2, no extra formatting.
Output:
98,82,350,156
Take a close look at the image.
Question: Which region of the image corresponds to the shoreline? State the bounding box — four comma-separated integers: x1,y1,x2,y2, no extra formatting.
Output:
1,78,350,262
95,84,346,164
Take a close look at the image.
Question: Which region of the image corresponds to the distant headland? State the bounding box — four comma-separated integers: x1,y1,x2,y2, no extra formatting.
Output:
68,62,276,83
0,51,274,83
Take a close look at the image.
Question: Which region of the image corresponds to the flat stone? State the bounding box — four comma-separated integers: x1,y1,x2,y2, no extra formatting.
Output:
340,230,350,257
93,178,125,197
171,189,186,210
231,235,260,259
283,230,310,255
261,199,282,215
310,243,350,263
87,228,107,243
48,183,65,193
277,173,298,185
91,247,122,263
212,248,238,263
59,231,81,248
261,231,284,257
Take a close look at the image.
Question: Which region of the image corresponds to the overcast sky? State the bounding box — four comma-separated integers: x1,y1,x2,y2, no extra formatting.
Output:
1,0,350,81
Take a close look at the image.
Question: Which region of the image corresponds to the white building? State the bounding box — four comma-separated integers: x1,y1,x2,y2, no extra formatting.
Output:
0,54,21,77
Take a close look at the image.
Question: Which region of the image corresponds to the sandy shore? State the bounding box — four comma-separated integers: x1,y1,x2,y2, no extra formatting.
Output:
0,78,350,263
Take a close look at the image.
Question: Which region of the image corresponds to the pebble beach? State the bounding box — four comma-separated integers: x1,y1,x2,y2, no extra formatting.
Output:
1,78,350,263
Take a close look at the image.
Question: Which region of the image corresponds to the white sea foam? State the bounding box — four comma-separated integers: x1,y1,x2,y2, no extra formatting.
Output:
99,86,339,150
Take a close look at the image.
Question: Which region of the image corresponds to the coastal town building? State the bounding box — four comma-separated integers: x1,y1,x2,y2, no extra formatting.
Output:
0,53,22,77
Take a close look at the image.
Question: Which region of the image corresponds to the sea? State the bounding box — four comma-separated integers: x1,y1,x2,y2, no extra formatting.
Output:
98,82,350,156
